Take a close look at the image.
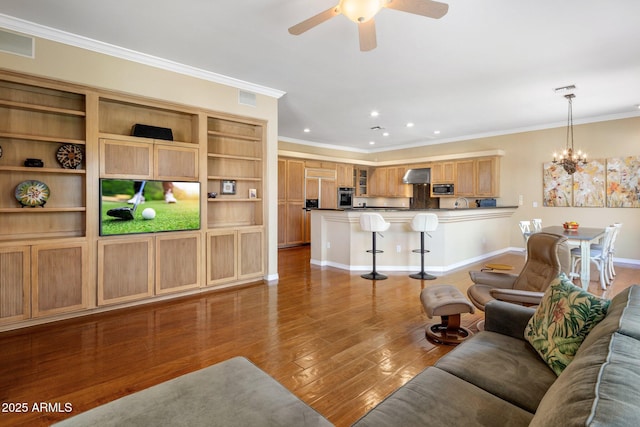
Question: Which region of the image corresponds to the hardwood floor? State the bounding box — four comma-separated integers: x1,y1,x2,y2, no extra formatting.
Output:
1,246,638,426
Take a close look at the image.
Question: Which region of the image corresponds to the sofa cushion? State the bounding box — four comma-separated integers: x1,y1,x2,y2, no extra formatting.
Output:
524,274,610,375
530,285,640,426
530,332,640,427
352,367,533,427
435,331,556,413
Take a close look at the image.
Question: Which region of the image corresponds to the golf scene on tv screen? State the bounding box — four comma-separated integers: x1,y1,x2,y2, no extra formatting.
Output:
100,179,200,236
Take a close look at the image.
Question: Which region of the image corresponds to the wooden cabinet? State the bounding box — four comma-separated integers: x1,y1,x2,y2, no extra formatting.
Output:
455,160,476,197
98,237,154,306
155,233,201,295
476,157,500,197
1,242,88,323
0,246,30,325
0,76,87,241
207,115,265,229
336,163,354,187
431,162,455,183
305,168,336,208
453,157,500,197
355,168,368,196
368,167,411,197
279,158,306,247
206,227,263,286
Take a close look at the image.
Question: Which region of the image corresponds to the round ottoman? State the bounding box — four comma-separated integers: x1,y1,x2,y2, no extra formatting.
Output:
420,284,475,345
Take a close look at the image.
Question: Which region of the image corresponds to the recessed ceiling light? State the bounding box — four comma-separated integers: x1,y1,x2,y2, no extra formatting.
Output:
406,122,414,128
434,130,441,135
636,104,640,110
370,111,379,117
383,132,389,137
369,141,376,145
303,128,310,133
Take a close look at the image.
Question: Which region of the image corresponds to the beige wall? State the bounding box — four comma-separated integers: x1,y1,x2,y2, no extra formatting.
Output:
1,36,280,279
281,117,640,263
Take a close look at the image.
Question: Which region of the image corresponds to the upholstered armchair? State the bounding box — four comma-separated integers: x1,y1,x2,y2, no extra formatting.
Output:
467,232,570,310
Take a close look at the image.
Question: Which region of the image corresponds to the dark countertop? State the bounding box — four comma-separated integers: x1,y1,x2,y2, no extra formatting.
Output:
339,206,518,212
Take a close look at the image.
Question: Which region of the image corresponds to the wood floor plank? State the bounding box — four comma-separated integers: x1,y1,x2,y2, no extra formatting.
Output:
0,245,637,426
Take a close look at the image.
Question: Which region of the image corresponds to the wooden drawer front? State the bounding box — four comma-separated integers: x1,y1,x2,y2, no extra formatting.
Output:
32,243,87,317
100,139,153,179
156,233,201,294
98,238,154,306
155,144,199,181
0,246,30,324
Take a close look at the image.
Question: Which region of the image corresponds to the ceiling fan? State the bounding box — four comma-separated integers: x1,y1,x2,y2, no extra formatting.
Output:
288,0,449,52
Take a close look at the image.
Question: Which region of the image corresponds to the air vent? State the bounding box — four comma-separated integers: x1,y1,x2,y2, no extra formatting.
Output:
238,90,257,107
0,29,34,58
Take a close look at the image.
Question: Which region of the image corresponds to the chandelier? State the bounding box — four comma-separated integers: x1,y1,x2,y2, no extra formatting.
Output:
553,93,586,174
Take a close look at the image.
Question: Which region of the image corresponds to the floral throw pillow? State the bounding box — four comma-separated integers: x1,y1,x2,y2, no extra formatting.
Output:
524,273,610,376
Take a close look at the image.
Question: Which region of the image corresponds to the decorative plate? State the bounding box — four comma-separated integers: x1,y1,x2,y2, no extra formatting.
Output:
15,180,50,207
56,144,83,169
0,144,3,158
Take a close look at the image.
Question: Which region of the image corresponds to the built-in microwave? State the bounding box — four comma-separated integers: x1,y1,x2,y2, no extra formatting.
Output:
431,183,455,196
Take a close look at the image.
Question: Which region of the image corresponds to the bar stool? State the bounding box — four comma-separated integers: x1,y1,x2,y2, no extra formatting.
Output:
409,213,438,280
360,213,391,280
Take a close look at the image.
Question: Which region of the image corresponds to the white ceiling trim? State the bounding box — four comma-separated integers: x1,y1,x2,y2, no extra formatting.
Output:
0,13,286,99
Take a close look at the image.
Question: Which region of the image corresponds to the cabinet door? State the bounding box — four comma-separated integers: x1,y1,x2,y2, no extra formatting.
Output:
100,138,153,179
206,229,237,286
155,144,199,181
287,160,305,201
278,159,286,201
455,160,475,196
336,163,354,187
277,200,287,246
476,157,499,196
98,237,154,305
306,177,319,200
304,210,312,244
369,168,388,196
320,179,337,209
32,242,88,317
156,233,201,295
238,227,264,280
0,246,30,325
285,202,305,245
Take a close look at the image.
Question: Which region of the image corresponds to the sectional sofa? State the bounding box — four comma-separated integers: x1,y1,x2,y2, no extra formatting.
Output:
353,284,640,426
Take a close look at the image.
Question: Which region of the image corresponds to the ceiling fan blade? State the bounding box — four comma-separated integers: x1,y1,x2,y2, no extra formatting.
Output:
288,6,340,35
358,19,377,52
384,0,449,19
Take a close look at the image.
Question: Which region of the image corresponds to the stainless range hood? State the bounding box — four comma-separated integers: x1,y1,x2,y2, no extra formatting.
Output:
402,168,431,184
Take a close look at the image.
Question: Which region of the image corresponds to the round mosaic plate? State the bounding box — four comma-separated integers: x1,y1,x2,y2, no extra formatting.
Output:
15,180,50,207
56,144,83,169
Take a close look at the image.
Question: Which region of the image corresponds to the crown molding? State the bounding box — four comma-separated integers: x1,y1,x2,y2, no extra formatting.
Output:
0,14,286,99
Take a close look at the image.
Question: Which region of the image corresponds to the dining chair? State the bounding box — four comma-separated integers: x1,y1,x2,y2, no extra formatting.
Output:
532,218,542,232
590,222,622,283
570,226,616,290
518,221,531,256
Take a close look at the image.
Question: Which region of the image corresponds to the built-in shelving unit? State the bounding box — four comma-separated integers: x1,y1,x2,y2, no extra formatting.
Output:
0,71,269,329
0,77,87,242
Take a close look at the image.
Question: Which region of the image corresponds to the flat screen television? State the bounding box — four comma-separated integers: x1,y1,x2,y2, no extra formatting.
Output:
99,179,201,236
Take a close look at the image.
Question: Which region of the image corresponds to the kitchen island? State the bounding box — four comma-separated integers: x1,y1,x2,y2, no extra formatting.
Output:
310,207,517,275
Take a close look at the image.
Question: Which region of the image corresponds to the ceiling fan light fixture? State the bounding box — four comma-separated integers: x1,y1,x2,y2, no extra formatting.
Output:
339,0,384,23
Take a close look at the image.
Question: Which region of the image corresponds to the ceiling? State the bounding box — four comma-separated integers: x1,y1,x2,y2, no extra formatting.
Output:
2,0,640,152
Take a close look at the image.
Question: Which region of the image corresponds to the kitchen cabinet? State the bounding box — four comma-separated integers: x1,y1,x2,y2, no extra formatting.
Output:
368,167,411,197
453,157,500,197
279,158,305,247
476,157,500,196
305,168,336,208
336,163,354,187
355,168,368,196
455,160,476,196
431,162,455,183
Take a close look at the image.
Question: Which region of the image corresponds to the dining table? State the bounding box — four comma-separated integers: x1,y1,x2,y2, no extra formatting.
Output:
542,226,606,290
